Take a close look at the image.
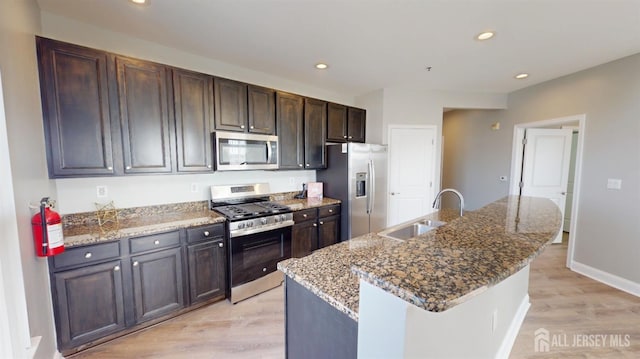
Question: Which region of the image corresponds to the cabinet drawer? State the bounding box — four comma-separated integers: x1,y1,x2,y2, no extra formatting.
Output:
319,204,340,218
129,230,180,254
52,241,121,270
186,223,225,244
293,208,317,223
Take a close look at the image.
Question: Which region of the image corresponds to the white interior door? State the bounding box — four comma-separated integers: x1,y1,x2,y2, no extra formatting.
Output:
387,126,436,226
521,128,573,243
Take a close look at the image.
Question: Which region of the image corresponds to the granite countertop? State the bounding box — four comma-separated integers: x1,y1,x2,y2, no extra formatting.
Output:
278,196,561,321
63,211,226,248
62,197,341,248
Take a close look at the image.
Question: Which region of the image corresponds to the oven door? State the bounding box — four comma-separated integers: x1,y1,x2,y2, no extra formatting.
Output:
230,226,291,288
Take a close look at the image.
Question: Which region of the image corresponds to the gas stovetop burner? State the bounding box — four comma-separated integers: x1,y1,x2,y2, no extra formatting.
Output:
213,201,291,220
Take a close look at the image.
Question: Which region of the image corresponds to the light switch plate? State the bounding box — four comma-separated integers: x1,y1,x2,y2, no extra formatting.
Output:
607,178,622,190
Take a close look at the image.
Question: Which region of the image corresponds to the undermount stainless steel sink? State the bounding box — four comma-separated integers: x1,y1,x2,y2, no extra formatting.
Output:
378,219,446,241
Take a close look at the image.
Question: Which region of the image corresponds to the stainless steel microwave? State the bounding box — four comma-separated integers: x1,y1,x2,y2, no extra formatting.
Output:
213,131,278,171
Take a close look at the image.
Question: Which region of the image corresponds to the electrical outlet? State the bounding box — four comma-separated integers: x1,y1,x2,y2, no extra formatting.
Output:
499,176,508,182
190,183,199,193
607,178,622,190
96,186,108,198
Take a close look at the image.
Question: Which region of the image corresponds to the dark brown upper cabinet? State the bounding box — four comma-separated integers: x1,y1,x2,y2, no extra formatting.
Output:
247,85,276,134
213,77,248,132
304,98,327,169
276,92,304,169
113,56,173,174
172,69,214,172
326,103,366,143
36,37,116,177
347,107,366,143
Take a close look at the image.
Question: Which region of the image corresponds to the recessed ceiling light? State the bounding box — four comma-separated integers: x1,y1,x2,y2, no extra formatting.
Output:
476,31,495,41
315,63,328,70
515,73,529,79
130,0,147,4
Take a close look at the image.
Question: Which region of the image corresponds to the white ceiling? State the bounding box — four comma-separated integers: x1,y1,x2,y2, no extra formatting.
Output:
36,0,640,97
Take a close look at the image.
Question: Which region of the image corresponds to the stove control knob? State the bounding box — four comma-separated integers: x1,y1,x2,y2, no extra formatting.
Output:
261,218,268,225
246,222,253,228
274,216,280,223
237,223,245,229
280,215,287,221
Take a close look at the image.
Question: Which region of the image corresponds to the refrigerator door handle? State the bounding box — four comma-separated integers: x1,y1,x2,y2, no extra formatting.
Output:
369,160,376,215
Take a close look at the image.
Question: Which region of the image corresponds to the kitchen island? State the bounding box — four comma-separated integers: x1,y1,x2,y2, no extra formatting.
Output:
278,195,562,359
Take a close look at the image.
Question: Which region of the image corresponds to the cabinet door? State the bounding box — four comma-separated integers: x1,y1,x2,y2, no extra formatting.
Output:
214,77,248,132
318,215,340,249
53,260,125,349
36,37,116,177
187,239,226,305
131,247,185,324
304,98,327,169
292,220,318,258
276,92,304,169
115,56,173,173
347,107,366,143
248,85,276,135
326,102,348,143
172,69,214,172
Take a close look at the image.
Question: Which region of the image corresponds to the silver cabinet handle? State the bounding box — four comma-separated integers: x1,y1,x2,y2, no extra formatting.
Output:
319,221,324,225
218,242,223,248
114,265,120,271
84,252,92,259
303,214,308,218
262,267,267,272
207,165,212,168
204,231,210,236
250,125,254,129
133,261,139,267
306,164,310,167
561,192,567,195
126,166,131,170
328,209,333,213
313,223,317,227
391,192,400,195
240,125,245,129
298,164,303,167
154,240,160,245
343,135,348,139
107,166,113,170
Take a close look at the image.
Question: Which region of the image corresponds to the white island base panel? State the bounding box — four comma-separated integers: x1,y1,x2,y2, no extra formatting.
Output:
357,265,531,359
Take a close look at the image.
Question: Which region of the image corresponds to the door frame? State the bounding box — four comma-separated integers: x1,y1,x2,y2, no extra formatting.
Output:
387,124,438,225
508,114,586,268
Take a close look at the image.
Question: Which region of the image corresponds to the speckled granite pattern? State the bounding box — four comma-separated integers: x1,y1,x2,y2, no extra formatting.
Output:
275,197,341,210
278,196,561,319
62,201,224,248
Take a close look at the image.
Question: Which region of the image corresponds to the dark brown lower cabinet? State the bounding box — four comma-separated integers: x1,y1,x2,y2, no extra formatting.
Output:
291,204,341,258
49,223,227,355
52,260,126,349
131,247,185,324
187,238,226,304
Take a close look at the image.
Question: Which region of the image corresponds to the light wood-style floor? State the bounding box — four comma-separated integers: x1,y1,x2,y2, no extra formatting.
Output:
70,236,640,358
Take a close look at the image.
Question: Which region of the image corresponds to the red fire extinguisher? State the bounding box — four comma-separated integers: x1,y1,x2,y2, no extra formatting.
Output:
31,197,65,257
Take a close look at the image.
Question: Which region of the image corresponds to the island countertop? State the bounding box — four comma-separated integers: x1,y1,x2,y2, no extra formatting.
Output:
277,195,561,321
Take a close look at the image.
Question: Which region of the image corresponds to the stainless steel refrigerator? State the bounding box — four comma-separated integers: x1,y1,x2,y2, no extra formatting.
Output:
317,143,388,241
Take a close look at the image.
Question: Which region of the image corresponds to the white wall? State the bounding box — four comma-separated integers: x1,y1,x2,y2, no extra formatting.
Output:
355,89,384,144
1,0,58,357
442,53,640,286
56,170,315,214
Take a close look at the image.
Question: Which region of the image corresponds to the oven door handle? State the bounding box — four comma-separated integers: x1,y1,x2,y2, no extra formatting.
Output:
229,221,294,238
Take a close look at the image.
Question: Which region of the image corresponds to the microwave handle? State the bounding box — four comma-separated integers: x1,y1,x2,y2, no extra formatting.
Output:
266,141,273,163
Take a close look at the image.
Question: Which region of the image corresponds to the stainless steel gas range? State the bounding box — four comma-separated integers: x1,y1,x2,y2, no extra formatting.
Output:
210,183,293,304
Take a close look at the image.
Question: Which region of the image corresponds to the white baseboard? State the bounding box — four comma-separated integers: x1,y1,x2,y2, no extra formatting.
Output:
571,261,640,297
495,294,531,359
